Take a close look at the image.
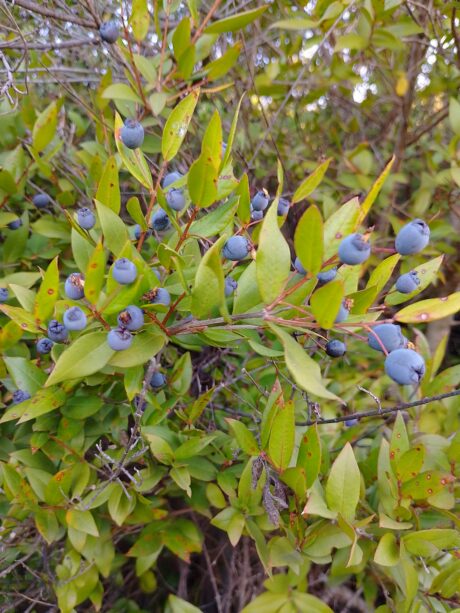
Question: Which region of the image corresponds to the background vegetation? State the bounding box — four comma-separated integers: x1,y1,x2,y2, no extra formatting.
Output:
0,0,459,611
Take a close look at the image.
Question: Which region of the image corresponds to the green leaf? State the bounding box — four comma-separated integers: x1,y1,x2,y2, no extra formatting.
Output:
66,509,99,537
189,197,239,237
323,196,361,259
385,256,443,306
3,356,47,395
108,332,165,368
222,93,244,168
102,83,142,103
162,90,200,162
325,443,360,521
395,292,460,323
95,200,129,256
188,156,218,208
32,101,58,152
170,351,193,395
270,325,340,401
95,156,121,213
114,112,152,189
191,236,226,318
366,253,400,294
449,97,460,136
403,529,460,557
401,471,453,501
205,43,241,82
0,304,42,333
126,196,148,230
45,332,115,386
310,280,345,329
294,205,324,275
166,595,201,613
226,419,259,455
374,533,400,567
33,256,59,326
204,6,268,34
297,425,322,489
84,241,106,304
268,400,295,471
270,18,317,30
1,387,67,424
108,483,136,526
395,446,425,482
130,0,150,40
334,33,369,51
188,110,222,208
292,158,331,203
389,412,409,473
358,155,394,223
256,200,291,303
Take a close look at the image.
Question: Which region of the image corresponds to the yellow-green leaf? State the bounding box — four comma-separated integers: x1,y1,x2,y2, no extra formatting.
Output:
162,90,199,162
325,443,360,521
191,236,226,318
204,6,268,34
294,205,323,274
84,241,106,304
292,158,331,203
270,325,340,401
96,155,120,213
395,292,460,324
32,101,58,152
310,280,345,329
256,200,290,303
33,256,59,325
114,112,152,189
268,400,295,471
45,332,115,386
358,155,394,223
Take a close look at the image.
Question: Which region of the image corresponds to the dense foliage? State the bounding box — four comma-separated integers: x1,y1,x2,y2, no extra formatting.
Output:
0,0,459,611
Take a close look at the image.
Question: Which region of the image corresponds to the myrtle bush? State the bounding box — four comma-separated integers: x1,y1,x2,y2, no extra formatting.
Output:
0,1,459,612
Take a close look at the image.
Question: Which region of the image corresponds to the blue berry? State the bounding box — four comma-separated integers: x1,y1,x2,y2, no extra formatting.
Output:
149,287,171,306
223,235,250,261
162,171,183,188
63,306,87,331
150,372,166,389
151,209,171,232
64,273,85,300
47,320,68,342
294,257,306,275
107,328,133,351
367,323,406,353
338,233,371,265
7,218,22,230
112,258,137,285
12,390,31,405
277,197,290,216
0,287,8,302
325,339,346,357
166,188,186,211
134,225,151,240
345,418,358,427
385,348,425,385
77,208,96,230
36,338,54,354
32,193,50,208
224,276,238,297
334,302,349,324
396,270,420,294
251,190,269,212
395,219,430,255
120,119,144,149
99,19,119,43
317,268,337,283
251,208,264,222
117,305,144,331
